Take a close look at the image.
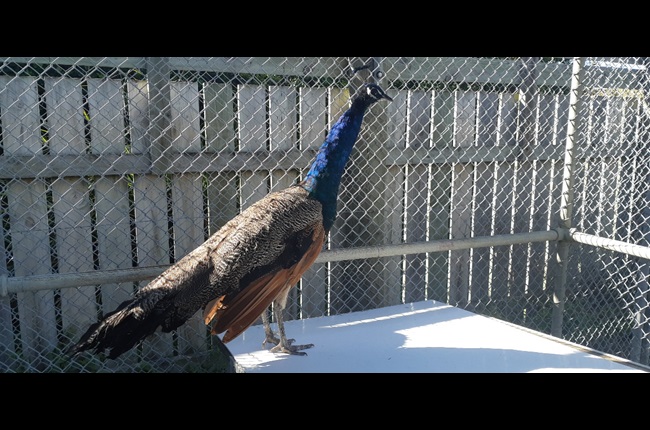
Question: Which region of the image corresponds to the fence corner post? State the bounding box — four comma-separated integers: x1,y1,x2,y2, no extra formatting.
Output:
551,57,586,337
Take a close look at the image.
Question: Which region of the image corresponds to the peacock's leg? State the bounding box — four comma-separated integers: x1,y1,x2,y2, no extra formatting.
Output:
262,288,313,355
261,306,281,348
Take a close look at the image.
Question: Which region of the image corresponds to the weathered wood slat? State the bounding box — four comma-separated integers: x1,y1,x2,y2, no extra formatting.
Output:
0,76,41,155
43,77,85,154
204,82,235,154
87,78,126,154
170,81,202,154
126,80,149,155
7,179,56,360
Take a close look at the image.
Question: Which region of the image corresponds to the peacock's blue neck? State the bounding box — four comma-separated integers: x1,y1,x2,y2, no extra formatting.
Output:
300,98,370,232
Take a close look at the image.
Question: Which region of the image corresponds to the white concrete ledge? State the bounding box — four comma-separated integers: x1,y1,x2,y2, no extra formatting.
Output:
225,300,648,373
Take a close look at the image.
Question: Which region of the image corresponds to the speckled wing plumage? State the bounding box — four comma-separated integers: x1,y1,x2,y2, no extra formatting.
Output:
68,185,324,359
201,185,325,342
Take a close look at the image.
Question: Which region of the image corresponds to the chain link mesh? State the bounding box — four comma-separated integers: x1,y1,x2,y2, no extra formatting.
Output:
0,57,648,372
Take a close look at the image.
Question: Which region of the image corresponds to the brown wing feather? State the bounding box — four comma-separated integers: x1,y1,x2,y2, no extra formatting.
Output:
208,223,326,343
213,270,290,342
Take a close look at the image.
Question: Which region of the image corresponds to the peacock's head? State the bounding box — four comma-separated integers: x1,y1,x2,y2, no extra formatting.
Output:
357,82,393,104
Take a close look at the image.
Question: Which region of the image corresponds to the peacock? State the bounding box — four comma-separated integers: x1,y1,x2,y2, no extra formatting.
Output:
67,81,392,360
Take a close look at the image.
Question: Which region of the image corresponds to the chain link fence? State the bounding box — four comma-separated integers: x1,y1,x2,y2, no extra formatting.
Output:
0,57,648,372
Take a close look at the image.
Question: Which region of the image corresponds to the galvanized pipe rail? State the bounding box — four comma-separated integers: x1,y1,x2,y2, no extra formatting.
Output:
1,230,561,297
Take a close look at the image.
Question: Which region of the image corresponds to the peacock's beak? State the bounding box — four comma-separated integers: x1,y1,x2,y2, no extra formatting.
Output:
383,92,393,102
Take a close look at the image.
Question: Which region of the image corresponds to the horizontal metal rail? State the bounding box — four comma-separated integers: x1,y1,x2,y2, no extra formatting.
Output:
315,229,562,263
568,229,650,261
0,230,561,297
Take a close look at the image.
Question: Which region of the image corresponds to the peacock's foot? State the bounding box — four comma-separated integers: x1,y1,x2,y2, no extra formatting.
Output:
270,341,314,356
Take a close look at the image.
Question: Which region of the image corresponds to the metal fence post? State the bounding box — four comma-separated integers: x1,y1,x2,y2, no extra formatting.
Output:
631,57,650,363
551,57,586,337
